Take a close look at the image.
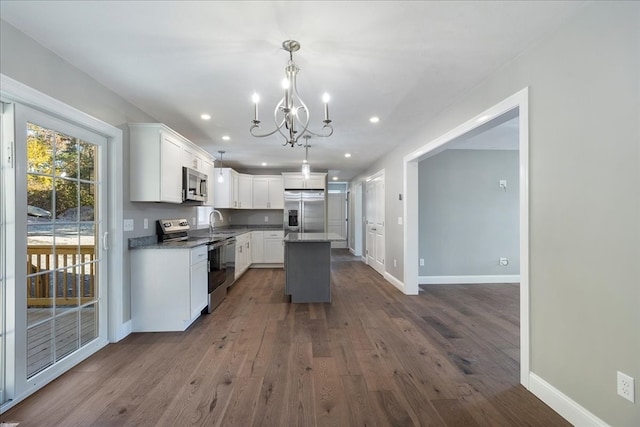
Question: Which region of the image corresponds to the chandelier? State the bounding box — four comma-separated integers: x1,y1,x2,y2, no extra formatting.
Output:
250,40,333,147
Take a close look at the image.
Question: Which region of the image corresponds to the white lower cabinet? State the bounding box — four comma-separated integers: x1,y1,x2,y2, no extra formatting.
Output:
264,230,285,263
251,230,284,265
234,233,251,280
131,245,208,332
251,231,264,262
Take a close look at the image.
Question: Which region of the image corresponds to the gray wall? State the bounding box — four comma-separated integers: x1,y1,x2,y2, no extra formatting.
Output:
350,3,639,426
419,149,519,277
3,2,639,424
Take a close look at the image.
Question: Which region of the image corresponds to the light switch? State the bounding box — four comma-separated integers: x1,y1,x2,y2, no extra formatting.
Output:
499,179,507,191
398,216,403,225
123,219,134,231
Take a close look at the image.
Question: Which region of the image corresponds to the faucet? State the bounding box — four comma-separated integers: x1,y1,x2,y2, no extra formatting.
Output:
209,209,224,234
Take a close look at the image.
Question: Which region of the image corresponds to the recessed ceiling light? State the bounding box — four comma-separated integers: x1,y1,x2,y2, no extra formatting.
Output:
222,135,230,141
344,153,351,158
332,177,338,181
261,162,267,166
200,114,211,120
369,116,380,123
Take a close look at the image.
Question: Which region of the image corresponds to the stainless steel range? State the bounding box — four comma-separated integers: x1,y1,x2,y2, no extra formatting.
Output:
156,218,190,242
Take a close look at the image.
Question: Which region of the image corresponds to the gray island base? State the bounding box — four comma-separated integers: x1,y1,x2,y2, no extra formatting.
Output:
283,232,345,303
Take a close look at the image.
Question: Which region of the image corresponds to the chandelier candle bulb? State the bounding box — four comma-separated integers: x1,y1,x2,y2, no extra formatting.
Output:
323,93,330,121
252,93,260,122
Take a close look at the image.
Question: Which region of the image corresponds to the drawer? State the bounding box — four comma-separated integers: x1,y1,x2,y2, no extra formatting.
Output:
264,230,284,238
190,245,207,264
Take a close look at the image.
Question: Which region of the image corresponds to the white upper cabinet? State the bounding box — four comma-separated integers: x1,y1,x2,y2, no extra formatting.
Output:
282,172,327,190
237,173,253,209
129,124,182,203
253,176,284,209
129,123,214,204
214,168,238,209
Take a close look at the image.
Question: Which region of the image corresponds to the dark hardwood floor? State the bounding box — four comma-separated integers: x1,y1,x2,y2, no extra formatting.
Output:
2,250,569,426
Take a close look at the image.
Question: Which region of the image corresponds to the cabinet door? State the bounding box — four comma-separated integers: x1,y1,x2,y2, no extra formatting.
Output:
182,145,196,170
252,177,270,209
214,168,233,208
283,173,305,189
160,133,183,203
231,170,239,208
190,260,208,320
306,173,326,190
268,177,284,209
264,237,284,263
251,231,264,263
238,174,253,209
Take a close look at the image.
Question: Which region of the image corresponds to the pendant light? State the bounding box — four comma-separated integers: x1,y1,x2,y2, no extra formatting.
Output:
217,150,225,183
301,135,311,179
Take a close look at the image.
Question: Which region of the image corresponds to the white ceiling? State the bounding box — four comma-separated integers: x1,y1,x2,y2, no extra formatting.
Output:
0,1,583,180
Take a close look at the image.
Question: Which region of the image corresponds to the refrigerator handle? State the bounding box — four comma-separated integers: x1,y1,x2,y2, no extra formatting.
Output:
299,200,304,233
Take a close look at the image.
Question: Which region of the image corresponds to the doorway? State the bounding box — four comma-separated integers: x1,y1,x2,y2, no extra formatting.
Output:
327,182,348,249
403,88,530,387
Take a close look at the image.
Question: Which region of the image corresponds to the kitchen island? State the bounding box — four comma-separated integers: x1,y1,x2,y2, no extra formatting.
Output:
283,232,345,303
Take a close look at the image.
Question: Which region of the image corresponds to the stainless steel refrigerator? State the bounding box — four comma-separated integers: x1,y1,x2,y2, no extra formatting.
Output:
284,190,326,234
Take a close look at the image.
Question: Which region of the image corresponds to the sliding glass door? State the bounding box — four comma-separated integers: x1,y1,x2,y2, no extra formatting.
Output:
1,102,108,404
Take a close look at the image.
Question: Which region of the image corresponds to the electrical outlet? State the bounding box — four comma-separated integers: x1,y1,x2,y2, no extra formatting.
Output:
499,257,509,266
264,216,269,222
123,219,134,231
393,259,397,267
617,371,635,403
419,258,424,266
143,218,148,229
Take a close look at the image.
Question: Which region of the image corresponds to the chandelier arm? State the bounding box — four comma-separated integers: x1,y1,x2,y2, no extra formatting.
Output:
250,116,287,138
303,125,334,138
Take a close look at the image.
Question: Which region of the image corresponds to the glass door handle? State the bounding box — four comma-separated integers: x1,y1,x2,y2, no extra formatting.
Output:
102,231,109,251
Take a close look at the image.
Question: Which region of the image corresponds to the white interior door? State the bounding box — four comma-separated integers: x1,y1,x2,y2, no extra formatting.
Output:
328,192,347,248
366,173,385,275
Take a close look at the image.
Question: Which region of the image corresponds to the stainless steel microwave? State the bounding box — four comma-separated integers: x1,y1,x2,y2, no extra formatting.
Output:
182,167,208,202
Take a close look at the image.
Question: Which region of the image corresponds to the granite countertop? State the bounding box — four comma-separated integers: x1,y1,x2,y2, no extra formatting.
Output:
283,232,345,243
129,225,284,250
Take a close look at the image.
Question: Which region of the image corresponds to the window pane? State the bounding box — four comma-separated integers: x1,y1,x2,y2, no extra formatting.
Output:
27,319,54,377
79,261,98,304
27,174,53,219
80,304,98,346
54,178,78,220
54,132,78,179
55,311,79,361
78,140,96,182
79,182,95,221
27,123,54,175
26,271,54,314
55,267,80,315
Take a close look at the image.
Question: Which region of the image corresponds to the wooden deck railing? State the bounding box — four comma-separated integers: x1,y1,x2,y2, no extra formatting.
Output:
27,245,96,307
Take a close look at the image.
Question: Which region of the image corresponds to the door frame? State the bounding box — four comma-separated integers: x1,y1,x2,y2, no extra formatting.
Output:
0,74,125,411
403,87,530,388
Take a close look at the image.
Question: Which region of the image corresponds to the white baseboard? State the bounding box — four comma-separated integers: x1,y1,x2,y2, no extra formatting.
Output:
384,272,406,293
349,247,356,255
360,256,367,264
529,373,609,427
419,275,520,284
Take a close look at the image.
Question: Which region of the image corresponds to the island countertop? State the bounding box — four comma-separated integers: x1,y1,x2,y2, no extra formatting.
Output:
283,232,345,243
